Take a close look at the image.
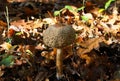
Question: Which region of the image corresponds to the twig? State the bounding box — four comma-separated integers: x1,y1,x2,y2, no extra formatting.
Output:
4,6,10,32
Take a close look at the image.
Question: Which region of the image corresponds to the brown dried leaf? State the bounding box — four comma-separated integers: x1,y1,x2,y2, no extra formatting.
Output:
10,19,42,30
27,76,33,81
77,37,105,55
15,59,23,65
80,53,93,65
41,46,73,61
7,29,15,38
10,19,26,28
0,20,7,27
41,51,55,60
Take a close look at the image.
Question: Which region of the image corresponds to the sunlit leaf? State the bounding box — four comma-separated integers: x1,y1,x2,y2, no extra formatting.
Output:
15,32,22,36
54,11,60,16
0,55,15,67
0,42,12,50
105,0,115,10
81,15,89,22
26,50,33,56
99,8,105,13
77,6,85,12
65,5,73,11
10,45,18,51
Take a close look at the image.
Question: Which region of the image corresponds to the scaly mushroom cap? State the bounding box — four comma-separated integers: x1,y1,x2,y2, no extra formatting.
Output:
43,24,76,48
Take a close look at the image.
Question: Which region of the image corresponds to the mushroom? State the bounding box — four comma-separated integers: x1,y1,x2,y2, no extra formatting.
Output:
43,23,76,79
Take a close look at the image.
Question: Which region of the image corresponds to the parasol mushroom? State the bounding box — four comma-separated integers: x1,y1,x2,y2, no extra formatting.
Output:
43,23,76,79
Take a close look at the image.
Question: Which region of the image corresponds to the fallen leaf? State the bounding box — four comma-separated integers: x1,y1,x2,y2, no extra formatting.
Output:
0,20,7,27
0,67,4,77
27,76,33,81
77,37,105,55
7,28,15,38
0,55,15,67
0,42,12,50
15,59,22,65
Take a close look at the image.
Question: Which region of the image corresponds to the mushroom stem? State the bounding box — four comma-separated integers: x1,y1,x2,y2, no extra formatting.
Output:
56,48,63,79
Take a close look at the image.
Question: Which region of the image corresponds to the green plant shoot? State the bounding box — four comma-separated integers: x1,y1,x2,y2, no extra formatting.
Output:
81,15,89,22
54,5,85,16
65,5,74,11
105,0,115,10
77,6,85,12
0,55,15,67
99,0,115,13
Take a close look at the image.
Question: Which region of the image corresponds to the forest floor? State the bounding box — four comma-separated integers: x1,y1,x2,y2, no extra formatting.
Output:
0,0,120,81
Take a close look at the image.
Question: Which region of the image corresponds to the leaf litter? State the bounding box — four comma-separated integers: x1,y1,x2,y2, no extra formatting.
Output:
0,0,120,81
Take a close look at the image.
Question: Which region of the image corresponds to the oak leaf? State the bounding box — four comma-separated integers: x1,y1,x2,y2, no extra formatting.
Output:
77,37,105,55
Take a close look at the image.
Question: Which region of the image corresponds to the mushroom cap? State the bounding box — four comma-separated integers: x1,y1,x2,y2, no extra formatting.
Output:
43,24,76,48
